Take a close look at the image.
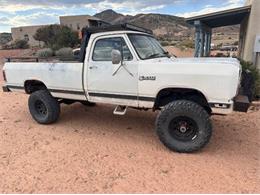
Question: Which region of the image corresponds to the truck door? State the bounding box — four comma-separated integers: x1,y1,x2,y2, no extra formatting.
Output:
86,34,138,107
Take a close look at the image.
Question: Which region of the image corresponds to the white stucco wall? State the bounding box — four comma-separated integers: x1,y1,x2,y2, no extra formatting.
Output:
242,0,260,69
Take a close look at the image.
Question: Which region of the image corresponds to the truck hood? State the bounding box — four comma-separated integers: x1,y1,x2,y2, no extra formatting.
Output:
144,57,242,75
139,57,241,103
172,57,241,69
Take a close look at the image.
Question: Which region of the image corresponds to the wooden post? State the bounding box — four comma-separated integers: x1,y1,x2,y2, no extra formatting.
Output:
204,32,212,57
208,32,212,56
204,33,208,57
195,28,200,57
199,29,205,57
194,20,212,57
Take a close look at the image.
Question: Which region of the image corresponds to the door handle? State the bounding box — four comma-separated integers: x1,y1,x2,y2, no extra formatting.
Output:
89,65,98,70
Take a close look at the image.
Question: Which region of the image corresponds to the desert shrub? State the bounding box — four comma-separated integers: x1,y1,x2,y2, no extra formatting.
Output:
233,41,239,45
55,47,73,57
160,41,170,46
13,39,29,49
180,39,194,49
36,48,53,57
239,59,260,98
217,43,223,49
34,25,80,50
0,33,12,45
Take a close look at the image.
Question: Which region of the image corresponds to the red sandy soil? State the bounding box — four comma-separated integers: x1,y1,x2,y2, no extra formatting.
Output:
0,49,259,193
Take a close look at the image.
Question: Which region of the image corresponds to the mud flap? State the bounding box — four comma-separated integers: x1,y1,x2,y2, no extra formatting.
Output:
2,86,10,92
234,95,250,113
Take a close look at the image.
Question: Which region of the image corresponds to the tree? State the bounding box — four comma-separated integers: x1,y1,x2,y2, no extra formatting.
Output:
13,39,29,49
34,25,80,50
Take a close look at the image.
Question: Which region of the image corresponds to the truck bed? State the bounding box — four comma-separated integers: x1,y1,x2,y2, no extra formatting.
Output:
6,56,80,63
4,60,86,100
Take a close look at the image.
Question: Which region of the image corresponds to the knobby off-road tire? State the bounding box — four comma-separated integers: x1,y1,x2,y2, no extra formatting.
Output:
28,90,60,124
156,100,212,153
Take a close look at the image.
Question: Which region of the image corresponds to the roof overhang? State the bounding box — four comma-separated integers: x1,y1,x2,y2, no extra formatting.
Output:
186,6,251,28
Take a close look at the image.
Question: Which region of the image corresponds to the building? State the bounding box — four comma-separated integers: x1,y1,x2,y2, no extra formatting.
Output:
59,15,109,32
11,25,47,47
11,15,109,47
186,0,260,69
240,0,260,68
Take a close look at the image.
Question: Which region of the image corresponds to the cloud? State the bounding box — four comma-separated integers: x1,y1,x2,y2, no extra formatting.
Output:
0,12,59,27
176,0,244,18
84,0,170,14
0,0,181,14
0,0,246,32
0,1,67,13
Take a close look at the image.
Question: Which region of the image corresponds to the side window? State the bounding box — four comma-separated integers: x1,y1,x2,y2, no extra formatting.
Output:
93,37,133,61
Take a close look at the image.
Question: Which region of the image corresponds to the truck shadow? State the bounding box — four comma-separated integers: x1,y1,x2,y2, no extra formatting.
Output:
59,103,259,157
59,103,159,148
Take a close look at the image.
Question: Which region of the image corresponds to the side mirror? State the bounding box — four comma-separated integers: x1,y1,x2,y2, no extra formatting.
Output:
111,49,122,64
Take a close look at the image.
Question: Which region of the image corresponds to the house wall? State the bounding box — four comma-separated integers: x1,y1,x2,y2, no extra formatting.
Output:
242,0,260,69
11,15,105,48
11,25,45,47
59,15,101,32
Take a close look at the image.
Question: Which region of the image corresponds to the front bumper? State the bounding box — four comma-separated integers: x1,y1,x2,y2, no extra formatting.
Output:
2,85,10,92
210,94,250,115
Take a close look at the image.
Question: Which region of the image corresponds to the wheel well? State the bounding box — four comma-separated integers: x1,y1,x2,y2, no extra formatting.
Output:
154,88,212,114
24,80,47,94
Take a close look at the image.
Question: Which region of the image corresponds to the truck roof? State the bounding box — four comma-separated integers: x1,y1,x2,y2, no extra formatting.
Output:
82,23,153,35
78,23,153,62
90,30,148,38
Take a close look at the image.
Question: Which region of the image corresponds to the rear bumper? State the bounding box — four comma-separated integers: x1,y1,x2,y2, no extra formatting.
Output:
2,85,10,92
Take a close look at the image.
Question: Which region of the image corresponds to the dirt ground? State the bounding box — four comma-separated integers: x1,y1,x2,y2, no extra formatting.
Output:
0,49,259,193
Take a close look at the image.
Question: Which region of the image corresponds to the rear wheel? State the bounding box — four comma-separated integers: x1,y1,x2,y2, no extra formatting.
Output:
156,100,212,153
28,90,60,124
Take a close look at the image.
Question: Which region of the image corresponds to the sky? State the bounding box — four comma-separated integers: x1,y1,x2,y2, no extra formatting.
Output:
0,0,245,33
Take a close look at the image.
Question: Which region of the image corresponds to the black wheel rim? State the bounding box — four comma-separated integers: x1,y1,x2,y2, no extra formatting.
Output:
35,100,47,116
168,116,198,142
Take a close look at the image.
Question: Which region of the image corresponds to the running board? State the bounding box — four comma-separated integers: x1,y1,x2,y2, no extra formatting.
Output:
113,105,127,115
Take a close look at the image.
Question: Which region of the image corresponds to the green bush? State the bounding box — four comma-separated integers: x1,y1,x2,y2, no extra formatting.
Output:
239,59,260,98
55,47,73,57
36,48,53,58
13,39,29,49
34,24,80,50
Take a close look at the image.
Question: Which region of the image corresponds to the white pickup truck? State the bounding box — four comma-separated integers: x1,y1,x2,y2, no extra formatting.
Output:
2,24,250,153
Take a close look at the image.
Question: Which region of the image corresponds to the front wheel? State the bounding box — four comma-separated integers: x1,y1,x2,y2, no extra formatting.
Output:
28,90,60,124
156,100,212,153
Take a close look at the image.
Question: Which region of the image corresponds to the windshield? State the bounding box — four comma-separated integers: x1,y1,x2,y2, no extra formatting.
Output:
128,34,168,60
